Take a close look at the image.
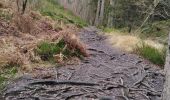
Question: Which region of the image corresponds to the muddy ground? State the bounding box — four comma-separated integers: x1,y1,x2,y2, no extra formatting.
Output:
2,27,164,100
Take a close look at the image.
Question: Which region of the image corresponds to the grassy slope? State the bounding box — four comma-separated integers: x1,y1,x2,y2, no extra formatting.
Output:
38,0,87,28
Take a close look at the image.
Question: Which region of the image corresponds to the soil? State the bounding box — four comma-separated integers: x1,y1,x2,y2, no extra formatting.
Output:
2,27,164,100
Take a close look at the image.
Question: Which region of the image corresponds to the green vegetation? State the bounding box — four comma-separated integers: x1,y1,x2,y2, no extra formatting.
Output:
141,20,170,42
100,26,129,34
135,43,166,67
0,67,18,91
38,0,87,27
36,40,65,62
0,10,12,21
36,40,83,62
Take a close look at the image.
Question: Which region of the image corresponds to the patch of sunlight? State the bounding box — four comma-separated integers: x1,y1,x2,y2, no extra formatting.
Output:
107,33,164,53
108,34,141,52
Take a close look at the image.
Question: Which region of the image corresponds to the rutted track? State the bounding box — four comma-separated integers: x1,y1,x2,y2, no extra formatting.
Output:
3,27,164,100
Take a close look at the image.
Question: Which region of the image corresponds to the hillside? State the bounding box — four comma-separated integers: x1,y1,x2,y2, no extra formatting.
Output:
0,0,88,90
0,0,169,100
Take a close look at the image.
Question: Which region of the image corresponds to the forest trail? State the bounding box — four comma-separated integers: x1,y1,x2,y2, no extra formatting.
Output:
3,27,164,100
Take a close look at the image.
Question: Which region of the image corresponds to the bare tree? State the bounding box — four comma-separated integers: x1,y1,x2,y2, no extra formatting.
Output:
94,0,105,26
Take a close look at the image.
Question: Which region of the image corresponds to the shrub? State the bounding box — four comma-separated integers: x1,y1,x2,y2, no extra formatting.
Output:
12,14,36,34
135,43,166,67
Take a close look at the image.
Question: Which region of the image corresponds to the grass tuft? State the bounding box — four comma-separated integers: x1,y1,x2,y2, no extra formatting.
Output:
135,43,166,67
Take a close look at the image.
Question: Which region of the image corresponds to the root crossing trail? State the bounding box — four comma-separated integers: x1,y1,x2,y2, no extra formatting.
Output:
3,27,164,100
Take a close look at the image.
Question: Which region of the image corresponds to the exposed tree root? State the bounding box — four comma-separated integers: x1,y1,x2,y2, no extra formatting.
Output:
29,80,100,86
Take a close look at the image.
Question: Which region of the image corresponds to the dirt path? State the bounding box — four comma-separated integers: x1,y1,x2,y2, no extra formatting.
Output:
3,27,164,100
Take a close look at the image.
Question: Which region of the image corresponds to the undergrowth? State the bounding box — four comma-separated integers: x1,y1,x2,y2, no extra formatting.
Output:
38,0,87,28
140,20,170,44
135,43,166,67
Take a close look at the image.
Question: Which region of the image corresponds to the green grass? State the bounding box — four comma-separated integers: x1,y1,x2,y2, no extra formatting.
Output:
0,67,18,91
135,43,166,67
36,40,84,62
36,40,65,61
38,0,87,27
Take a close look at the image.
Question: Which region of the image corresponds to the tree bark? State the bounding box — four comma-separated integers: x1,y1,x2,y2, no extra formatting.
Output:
107,0,115,27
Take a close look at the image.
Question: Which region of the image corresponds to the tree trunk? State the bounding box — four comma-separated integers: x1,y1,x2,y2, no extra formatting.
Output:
107,0,114,27
22,0,28,14
99,0,105,25
95,0,101,25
